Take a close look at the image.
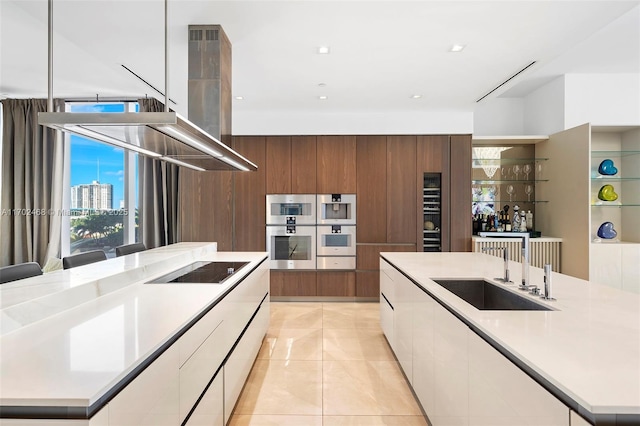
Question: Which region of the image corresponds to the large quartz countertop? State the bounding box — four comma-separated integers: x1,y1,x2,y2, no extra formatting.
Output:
380,252,640,417
0,243,268,410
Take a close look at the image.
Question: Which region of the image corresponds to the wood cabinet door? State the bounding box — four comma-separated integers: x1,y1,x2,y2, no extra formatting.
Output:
179,170,233,251
356,271,380,298
449,135,472,252
270,271,317,296
356,244,416,270
386,136,417,244
356,135,387,243
417,135,451,251
316,271,356,297
265,136,291,194
316,135,357,193
234,136,266,251
291,136,317,194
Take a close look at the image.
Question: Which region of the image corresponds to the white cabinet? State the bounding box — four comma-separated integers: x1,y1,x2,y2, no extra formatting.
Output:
224,297,269,424
106,260,268,426
394,268,414,383
380,263,571,426
379,267,395,349
536,124,640,290
468,331,568,426
431,300,469,425
179,319,225,423
412,285,436,419
184,372,224,426
108,345,180,426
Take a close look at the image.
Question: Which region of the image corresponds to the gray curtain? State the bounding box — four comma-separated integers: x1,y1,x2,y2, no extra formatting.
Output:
1,98,64,267
137,98,180,248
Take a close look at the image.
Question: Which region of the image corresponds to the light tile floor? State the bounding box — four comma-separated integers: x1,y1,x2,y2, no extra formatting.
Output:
229,302,428,426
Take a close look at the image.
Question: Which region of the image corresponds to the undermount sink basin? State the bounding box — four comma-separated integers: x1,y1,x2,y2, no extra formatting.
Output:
432,279,551,311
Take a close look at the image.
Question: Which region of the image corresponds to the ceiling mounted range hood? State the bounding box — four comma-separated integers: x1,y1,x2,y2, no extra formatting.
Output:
37,0,256,172
38,111,257,171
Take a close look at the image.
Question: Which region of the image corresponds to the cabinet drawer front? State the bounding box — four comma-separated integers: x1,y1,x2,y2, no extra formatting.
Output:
183,371,224,426
179,320,226,423
108,345,180,426
317,256,356,270
179,305,226,367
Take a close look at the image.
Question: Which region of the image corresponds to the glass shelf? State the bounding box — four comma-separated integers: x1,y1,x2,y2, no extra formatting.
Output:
473,179,549,184
472,158,549,165
591,176,640,181
474,200,548,204
591,203,640,207
591,150,640,158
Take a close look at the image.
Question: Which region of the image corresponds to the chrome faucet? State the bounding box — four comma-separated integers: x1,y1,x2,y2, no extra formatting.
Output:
479,231,534,292
481,246,513,284
541,263,556,300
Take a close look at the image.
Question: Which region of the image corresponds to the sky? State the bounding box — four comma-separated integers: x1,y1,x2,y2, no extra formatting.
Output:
69,103,137,209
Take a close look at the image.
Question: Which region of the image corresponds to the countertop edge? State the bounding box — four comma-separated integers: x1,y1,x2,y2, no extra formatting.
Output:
380,252,640,423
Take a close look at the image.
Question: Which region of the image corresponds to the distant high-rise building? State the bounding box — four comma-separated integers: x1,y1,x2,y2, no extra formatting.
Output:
71,181,113,210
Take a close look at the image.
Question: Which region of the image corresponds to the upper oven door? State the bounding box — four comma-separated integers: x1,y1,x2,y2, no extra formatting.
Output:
317,225,356,256
266,225,316,269
317,194,356,225
266,194,316,225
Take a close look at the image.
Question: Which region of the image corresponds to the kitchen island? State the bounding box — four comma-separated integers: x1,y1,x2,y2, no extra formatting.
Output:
0,242,269,425
380,252,640,426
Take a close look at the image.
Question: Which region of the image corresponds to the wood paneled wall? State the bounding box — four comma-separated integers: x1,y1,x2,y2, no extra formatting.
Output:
178,133,472,299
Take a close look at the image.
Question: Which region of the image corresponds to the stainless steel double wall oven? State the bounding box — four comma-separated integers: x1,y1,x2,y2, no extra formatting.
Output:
266,194,356,270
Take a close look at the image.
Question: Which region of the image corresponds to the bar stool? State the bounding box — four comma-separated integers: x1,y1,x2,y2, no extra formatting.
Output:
115,243,147,257
62,250,107,270
0,262,43,284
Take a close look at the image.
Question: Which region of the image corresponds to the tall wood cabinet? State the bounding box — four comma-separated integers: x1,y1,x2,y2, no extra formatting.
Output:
316,135,357,193
233,136,266,251
387,136,417,244
266,136,317,194
355,134,471,298
179,170,233,251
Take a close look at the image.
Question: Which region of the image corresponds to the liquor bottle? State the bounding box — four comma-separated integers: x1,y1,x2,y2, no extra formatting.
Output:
505,213,512,232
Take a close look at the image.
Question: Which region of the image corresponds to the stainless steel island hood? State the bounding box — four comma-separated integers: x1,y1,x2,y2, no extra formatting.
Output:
38,111,257,171
37,0,256,172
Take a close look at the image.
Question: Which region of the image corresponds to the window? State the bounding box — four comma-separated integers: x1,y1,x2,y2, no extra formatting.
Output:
64,102,139,258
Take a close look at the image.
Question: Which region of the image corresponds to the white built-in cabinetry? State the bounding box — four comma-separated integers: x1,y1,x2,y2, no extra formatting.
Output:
100,261,269,426
536,124,640,292
380,258,571,425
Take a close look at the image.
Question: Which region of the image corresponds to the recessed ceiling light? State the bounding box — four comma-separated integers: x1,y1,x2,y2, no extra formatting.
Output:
410,94,422,99
450,44,466,52
318,95,328,100
317,46,330,54
234,96,244,100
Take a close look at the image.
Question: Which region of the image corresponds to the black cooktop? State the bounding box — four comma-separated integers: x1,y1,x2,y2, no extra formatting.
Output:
147,261,249,284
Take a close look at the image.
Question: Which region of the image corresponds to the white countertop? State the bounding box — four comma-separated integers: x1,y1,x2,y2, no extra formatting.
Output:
381,252,640,416
0,243,268,408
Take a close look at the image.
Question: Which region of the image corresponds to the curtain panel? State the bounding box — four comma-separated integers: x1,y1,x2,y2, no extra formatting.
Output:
137,98,180,249
1,98,64,267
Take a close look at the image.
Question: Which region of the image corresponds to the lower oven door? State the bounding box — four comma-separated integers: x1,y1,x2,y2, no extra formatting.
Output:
317,225,356,256
266,225,316,269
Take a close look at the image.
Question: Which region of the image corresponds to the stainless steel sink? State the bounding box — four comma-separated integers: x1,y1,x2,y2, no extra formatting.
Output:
431,279,551,311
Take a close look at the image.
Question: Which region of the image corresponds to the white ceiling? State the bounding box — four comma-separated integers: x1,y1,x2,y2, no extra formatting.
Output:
1,0,639,119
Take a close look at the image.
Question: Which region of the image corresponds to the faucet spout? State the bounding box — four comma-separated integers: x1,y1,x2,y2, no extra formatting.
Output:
478,231,532,291
481,246,512,283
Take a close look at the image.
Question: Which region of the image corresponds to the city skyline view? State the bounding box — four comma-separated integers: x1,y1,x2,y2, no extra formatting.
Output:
69,103,136,209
